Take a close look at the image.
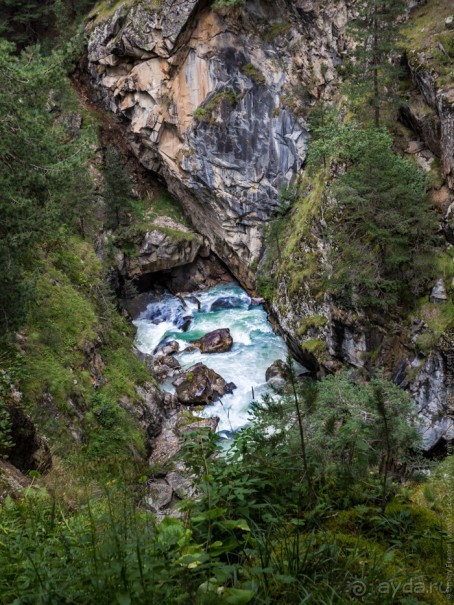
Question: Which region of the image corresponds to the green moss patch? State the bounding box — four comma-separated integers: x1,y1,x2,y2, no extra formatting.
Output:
402,0,454,87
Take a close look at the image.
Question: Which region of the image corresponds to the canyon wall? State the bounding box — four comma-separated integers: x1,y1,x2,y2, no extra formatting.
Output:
85,0,348,287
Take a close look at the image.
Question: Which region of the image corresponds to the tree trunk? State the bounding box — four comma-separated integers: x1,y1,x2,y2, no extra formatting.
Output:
373,10,380,128
288,360,315,504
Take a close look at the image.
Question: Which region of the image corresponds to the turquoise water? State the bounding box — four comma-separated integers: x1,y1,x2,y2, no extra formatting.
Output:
133,283,290,434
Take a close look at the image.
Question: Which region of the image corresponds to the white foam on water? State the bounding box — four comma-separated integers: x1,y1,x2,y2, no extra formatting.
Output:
133,283,294,433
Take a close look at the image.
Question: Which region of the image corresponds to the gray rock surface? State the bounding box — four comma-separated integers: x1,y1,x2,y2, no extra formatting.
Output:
193,328,233,354
409,335,454,451
430,278,448,303
115,217,205,280
265,359,287,382
85,0,349,287
172,362,236,405
151,354,181,382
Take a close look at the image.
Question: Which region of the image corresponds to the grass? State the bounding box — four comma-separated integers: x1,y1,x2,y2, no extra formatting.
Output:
301,338,326,360
193,89,241,124
18,237,150,465
88,0,139,25
242,63,266,85
415,299,454,353
272,172,326,304
142,190,189,226
263,22,291,42
296,314,327,336
413,249,454,352
113,189,198,251
282,172,325,258
256,172,327,337
401,0,454,87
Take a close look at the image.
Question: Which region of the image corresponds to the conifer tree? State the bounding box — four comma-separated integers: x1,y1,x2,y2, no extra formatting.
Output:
103,146,134,229
0,0,53,48
327,128,436,311
0,42,91,336
348,0,405,127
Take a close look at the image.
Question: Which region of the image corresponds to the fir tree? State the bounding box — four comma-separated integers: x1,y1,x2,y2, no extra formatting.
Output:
327,128,436,311
0,41,91,336
103,146,134,229
347,0,405,127
0,0,53,48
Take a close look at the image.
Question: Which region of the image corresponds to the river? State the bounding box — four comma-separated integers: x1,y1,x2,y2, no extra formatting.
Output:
133,283,292,436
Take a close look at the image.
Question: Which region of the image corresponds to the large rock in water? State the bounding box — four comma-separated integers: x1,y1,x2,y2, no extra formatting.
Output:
152,354,181,382
195,328,233,353
172,363,236,405
265,359,288,382
85,0,348,286
210,296,246,311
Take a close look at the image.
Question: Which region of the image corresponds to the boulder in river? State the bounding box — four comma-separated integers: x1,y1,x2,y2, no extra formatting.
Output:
210,296,245,312
154,340,180,357
180,316,192,332
265,359,288,382
152,355,181,381
195,328,233,353
172,363,236,405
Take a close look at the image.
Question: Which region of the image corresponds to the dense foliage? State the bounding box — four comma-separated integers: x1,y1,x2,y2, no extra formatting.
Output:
104,145,135,229
0,374,449,604
344,0,405,127
307,118,436,312
0,41,93,336
0,0,96,48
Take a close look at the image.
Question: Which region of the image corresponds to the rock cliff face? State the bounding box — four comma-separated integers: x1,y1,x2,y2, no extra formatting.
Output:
113,216,206,280
399,66,454,242
85,0,348,287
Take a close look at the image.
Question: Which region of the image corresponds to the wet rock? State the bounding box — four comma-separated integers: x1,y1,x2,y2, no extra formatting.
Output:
265,359,288,382
172,363,236,405
430,278,448,303
250,297,265,306
152,355,181,381
154,340,180,356
195,328,233,354
180,316,192,332
225,382,237,393
186,295,201,310
210,297,245,311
